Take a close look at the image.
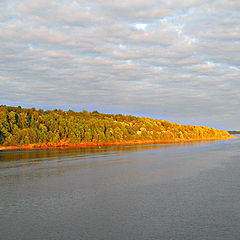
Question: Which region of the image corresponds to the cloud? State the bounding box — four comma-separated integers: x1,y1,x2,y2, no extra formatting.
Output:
0,0,240,129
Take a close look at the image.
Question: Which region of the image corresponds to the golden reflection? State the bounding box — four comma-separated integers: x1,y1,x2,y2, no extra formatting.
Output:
0,139,230,180
0,140,220,163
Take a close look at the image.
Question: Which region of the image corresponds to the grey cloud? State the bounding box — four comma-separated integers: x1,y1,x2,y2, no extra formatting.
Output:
169,0,209,8
98,0,174,21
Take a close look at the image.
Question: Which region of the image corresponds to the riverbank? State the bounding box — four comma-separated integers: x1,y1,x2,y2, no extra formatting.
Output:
0,136,236,151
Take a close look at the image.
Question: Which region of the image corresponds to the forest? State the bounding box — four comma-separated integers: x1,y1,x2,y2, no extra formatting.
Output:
0,105,232,146
228,131,240,134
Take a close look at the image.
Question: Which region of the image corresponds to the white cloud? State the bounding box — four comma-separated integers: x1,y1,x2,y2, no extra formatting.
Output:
0,0,240,129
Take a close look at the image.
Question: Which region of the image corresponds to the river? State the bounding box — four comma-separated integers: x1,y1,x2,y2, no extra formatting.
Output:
1,137,240,240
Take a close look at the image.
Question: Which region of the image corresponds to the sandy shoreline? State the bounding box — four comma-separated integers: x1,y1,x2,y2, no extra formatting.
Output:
0,136,236,151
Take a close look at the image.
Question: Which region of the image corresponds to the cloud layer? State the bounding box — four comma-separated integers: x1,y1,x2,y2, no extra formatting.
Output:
0,0,240,129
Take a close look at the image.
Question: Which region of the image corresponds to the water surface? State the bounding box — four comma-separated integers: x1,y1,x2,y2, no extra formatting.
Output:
1,138,240,239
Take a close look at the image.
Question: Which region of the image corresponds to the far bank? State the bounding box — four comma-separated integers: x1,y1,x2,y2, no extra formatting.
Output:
0,105,234,150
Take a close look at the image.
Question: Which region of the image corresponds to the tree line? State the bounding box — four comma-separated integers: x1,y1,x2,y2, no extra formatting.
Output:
0,105,231,146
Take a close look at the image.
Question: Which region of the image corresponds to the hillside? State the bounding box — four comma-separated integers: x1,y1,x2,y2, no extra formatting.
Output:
0,105,233,147
228,131,240,134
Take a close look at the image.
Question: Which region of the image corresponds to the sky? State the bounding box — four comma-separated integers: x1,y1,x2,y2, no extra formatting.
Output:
0,0,240,130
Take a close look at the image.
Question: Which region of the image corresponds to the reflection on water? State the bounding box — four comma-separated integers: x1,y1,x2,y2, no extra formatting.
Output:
0,140,227,180
0,137,240,240
0,140,219,161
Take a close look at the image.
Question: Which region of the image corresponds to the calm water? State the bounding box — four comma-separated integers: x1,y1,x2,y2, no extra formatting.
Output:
1,137,240,240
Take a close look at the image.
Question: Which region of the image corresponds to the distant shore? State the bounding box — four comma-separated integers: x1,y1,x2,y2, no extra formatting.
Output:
0,136,236,151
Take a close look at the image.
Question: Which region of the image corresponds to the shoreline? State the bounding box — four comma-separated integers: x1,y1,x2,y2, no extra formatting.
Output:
0,136,236,151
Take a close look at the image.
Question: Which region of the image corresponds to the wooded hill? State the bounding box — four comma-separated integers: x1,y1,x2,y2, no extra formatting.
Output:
0,105,232,146
228,131,240,134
